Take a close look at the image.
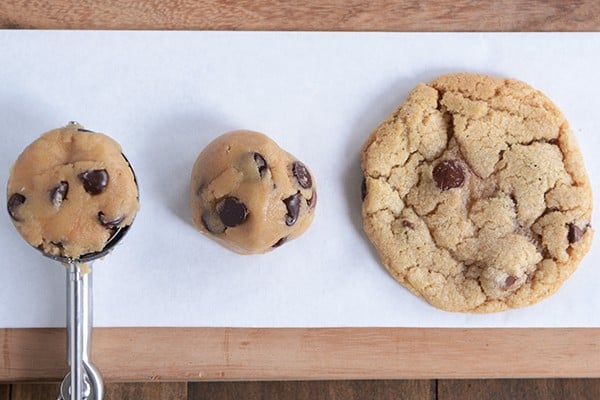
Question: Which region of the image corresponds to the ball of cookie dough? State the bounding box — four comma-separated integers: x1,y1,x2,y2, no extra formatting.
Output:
361,73,593,313
6,123,139,260
190,130,317,254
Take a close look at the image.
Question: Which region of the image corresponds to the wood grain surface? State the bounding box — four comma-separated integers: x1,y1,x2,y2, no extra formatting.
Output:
188,380,435,400
5,380,600,399
10,382,187,400
0,0,599,31
11,383,59,400
1,328,599,382
0,386,9,400
438,379,600,400
104,383,187,400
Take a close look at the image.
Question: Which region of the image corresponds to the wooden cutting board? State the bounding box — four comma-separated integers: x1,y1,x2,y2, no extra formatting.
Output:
1,0,599,382
1,328,599,381
2,0,599,31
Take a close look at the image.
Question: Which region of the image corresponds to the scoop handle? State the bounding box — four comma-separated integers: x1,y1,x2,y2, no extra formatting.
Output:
67,263,85,400
59,264,104,400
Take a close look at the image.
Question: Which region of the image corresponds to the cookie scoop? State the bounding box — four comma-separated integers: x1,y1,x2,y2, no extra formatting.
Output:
190,130,317,254
6,122,139,400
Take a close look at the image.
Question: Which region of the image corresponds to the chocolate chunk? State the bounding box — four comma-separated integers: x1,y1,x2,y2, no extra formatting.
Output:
7,193,26,221
568,223,585,244
217,197,248,227
50,181,69,207
502,275,518,290
361,177,367,201
307,190,317,209
78,169,109,195
283,192,302,226
433,160,465,190
272,237,288,248
402,220,414,229
254,153,268,178
292,162,312,189
98,212,125,229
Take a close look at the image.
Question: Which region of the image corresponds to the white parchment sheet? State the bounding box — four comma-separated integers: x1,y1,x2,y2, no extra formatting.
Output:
0,31,598,327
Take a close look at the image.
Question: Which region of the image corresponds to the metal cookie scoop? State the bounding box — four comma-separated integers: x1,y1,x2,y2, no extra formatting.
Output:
7,123,138,400
58,261,104,400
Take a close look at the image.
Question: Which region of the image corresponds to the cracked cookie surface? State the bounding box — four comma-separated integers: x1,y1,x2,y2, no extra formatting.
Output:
361,73,593,312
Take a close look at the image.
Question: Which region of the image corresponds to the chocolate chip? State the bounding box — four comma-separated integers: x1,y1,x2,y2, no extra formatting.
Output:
283,192,302,226
272,237,288,248
307,190,317,209
446,113,455,139
402,220,414,229
254,153,268,178
217,197,248,227
568,224,585,244
361,177,367,201
50,181,69,207
98,212,125,229
7,193,26,221
433,160,465,190
78,169,108,195
292,162,312,189
502,275,518,290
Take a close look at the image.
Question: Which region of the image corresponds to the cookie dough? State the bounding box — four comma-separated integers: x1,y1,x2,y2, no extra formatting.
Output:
190,130,317,254
7,123,139,260
361,73,593,312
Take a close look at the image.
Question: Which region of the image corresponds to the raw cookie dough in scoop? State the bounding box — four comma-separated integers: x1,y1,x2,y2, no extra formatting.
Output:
190,130,317,254
6,123,139,260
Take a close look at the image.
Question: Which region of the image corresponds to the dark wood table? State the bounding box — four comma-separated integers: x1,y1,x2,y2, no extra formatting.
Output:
1,1,599,398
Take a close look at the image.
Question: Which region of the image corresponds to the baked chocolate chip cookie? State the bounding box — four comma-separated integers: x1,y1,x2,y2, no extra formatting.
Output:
361,73,593,312
190,130,317,254
7,123,139,260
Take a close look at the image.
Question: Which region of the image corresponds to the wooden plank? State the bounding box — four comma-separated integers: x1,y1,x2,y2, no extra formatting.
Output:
0,329,67,381
11,383,60,400
105,383,187,400
0,385,9,400
11,382,187,400
438,379,600,400
1,328,599,382
0,0,599,31
189,380,435,400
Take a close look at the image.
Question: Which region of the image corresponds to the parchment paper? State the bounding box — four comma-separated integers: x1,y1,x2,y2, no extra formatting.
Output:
0,31,598,327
